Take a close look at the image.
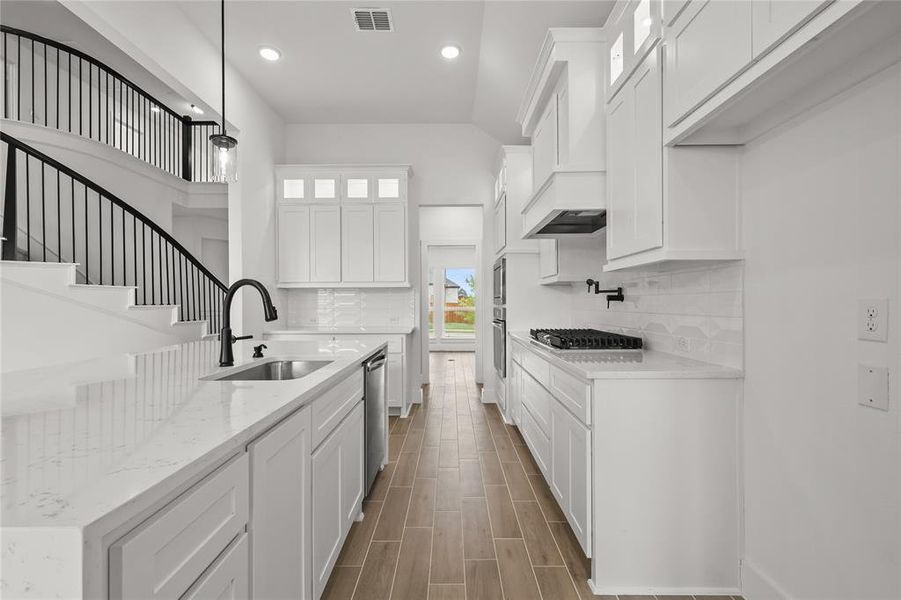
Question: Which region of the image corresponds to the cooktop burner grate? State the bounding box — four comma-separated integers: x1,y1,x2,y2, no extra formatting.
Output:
530,328,643,350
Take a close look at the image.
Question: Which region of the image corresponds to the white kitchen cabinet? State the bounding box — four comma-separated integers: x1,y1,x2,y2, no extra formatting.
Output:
538,239,558,280
606,45,663,261
373,203,406,283
278,205,311,284
310,206,342,283
606,0,662,99
249,405,312,600
663,0,753,127
276,165,411,287
342,205,375,283
751,0,830,57
494,196,507,255
312,401,364,600
550,400,591,556
109,454,249,600
387,352,404,409
661,0,690,25
539,236,606,285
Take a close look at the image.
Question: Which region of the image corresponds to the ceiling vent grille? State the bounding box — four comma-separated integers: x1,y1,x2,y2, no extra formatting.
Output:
352,8,393,32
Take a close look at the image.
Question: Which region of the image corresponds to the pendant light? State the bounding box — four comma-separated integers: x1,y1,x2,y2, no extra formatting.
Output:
209,0,238,183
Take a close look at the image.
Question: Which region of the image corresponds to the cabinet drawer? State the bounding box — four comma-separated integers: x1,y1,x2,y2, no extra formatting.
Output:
110,453,250,600
521,371,551,438
519,402,551,479
181,532,249,600
520,349,550,388
548,365,591,426
313,369,364,448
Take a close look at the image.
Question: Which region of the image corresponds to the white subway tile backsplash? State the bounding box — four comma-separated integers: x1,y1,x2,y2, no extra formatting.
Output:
569,262,744,369
285,288,415,329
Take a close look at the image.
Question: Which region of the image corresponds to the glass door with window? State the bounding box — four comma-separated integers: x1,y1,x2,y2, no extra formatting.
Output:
428,266,476,343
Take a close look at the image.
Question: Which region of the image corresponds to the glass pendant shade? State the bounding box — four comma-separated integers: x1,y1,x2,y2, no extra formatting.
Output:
210,133,238,183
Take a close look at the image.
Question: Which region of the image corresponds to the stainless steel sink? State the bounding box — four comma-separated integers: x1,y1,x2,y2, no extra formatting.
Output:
213,360,332,381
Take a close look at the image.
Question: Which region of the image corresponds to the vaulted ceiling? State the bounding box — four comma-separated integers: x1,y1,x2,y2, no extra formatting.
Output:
175,1,613,143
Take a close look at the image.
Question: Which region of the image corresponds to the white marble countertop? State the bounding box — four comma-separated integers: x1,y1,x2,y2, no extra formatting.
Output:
266,325,415,335
509,331,743,380
1,338,385,533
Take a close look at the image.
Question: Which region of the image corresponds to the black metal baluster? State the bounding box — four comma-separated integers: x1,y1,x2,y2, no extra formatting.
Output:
70,178,74,267
78,58,82,134
150,228,155,304
25,155,30,259
67,52,71,132
3,33,8,119
141,222,145,303
109,195,114,284
40,162,46,261
84,184,88,283
56,170,61,261
88,61,92,138
1,147,17,261
121,205,125,285
43,42,47,127
98,189,102,285
132,214,137,293
55,48,59,128
17,36,21,121
31,39,34,123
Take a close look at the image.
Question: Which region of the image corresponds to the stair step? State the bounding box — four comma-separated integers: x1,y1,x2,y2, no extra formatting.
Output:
0,261,78,288
68,284,137,309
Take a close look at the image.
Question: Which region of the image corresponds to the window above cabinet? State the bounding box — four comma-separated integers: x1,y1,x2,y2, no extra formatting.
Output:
276,166,410,204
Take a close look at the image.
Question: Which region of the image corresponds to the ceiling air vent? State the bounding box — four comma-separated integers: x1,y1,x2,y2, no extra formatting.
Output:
352,8,393,32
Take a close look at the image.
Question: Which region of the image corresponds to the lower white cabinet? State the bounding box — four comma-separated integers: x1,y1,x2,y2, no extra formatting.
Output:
550,399,591,555
387,352,404,410
249,404,312,600
312,401,365,599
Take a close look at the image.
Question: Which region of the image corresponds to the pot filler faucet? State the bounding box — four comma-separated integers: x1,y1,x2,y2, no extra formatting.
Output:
219,279,279,367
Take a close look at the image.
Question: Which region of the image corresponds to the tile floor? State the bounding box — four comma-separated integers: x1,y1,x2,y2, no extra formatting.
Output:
322,352,744,600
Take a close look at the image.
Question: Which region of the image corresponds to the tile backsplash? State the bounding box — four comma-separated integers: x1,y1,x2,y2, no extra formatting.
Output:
570,262,743,369
285,288,415,329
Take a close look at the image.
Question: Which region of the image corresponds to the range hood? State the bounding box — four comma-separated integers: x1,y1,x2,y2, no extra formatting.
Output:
521,171,607,238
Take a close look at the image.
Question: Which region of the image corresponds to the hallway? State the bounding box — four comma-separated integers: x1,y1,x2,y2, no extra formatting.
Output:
322,351,594,600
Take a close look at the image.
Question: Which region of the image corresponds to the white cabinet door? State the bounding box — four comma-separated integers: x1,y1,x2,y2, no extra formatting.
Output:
664,0,752,126
387,353,404,409
751,0,829,57
342,205,374,283
494,197,507,255
249,405,312,600
607,47,663,260
310,205,341,283
539,239,558,279
549,400,592,557
373,203,406,283
278,205,311,284
532,98,558,191
312,401,365,599
340,402,365,526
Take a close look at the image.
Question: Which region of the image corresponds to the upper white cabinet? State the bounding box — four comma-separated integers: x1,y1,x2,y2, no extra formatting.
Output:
250,405,312,600
659,0,890,144
491,146,539,256
607,0,663,99
539,236,606,285
276,165,411,288
516,28,608,240
663,0,753,128
606,45,664,261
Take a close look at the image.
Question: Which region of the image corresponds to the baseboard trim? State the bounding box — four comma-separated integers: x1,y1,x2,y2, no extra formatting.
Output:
587,579,740,597
741,559,790,600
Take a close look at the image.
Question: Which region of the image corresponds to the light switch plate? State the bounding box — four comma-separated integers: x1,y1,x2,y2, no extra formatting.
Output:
858,299,888,342
858,364,889,411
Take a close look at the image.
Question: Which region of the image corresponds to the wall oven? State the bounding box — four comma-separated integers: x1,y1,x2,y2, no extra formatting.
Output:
493,306,506,379
492,257,506,306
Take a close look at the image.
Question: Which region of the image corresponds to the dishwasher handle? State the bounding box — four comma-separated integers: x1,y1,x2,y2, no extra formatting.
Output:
364,352,387,371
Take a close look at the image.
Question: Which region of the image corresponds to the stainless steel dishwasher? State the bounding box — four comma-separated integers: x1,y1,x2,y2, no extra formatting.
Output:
363,350,388,497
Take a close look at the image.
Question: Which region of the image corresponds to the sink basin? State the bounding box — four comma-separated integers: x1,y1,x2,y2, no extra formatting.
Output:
214,360,332,381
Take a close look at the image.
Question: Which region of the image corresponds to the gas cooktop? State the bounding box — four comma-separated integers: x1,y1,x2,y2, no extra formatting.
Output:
530,328,643,351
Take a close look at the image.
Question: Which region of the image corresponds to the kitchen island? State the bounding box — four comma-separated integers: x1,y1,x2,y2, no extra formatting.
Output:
508,331,743,597
1,337,386,600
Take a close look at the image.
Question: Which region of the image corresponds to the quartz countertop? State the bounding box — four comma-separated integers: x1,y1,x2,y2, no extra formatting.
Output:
1,338,385,533
509,331,743,380
267,325,415,335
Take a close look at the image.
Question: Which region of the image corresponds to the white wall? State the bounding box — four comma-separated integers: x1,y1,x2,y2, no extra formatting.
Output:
64,1,287,337
284,124,499,390
740,63,900,600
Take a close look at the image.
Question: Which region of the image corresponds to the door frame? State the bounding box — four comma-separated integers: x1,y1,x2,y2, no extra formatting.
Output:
419,238,482,384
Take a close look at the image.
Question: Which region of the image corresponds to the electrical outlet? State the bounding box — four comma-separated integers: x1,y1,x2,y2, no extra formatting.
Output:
675,336,691,353
858,299,889,342
858,364,890,411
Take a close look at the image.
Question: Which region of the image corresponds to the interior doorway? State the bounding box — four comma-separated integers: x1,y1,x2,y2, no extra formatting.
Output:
427,247,477,352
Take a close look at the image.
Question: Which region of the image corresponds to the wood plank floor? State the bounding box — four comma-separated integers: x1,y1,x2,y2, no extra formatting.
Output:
323,352,744,600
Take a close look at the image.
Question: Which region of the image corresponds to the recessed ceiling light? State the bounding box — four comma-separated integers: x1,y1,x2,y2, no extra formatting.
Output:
441,45,461,60
190,104,204,115
259,46,281,62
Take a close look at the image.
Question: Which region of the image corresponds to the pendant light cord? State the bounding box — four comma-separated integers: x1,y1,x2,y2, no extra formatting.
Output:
220,0,226,135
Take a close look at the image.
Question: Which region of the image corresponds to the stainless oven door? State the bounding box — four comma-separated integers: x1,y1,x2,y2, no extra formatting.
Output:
492,319,506,378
